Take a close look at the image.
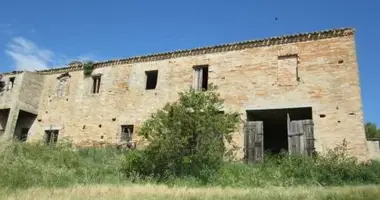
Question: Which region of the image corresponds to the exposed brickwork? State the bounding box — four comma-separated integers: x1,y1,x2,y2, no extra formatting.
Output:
0,27,370,161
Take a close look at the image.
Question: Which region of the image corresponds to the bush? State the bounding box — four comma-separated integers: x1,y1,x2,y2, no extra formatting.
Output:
121,85,241,181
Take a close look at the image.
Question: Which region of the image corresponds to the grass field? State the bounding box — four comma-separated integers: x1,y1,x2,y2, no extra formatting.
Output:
1,139,380,199
1,184,380,200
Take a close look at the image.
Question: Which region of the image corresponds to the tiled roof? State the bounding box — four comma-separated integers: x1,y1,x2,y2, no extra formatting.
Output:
3,27,354,75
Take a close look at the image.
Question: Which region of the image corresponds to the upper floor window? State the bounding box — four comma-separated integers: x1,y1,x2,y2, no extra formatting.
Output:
145,70,158,90
8,77,15,90
92,75,101,94
56,73,71,97
193,65,209,91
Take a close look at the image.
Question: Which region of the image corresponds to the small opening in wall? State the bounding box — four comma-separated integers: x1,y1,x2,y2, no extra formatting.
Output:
112,118,116,121
100,135,104,139
145,70,158,90
8,77,15,90
319,114,326,118
45,111,48,114
193,65,209,91
92,75,101,94
121,125,134,142
98,124,102,128
37,119,42,122
82,125,86,129
349,112,355,116
338,121,341,123
338,60,344,64
66,98,68,101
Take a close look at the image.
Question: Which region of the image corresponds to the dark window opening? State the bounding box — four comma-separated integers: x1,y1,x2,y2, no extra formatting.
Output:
9,77,15,90
92,76,101,94
145,70,158,90
45,130,59,144
18,128,29,142
246,107,313,156
121,125,134,142
13,110,36,142
194,65,209,91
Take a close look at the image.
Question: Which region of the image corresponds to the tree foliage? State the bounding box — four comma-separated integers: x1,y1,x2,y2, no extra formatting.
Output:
365,122,380,139
122,85,241,181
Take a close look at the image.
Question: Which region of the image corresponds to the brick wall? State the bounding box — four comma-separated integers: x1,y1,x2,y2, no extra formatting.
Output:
9,29,368,161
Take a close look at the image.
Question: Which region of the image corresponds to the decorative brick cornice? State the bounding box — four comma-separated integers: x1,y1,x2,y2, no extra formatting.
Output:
3,27,355,75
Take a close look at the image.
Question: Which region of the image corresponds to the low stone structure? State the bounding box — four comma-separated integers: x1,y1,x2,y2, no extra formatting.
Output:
0,27,370,162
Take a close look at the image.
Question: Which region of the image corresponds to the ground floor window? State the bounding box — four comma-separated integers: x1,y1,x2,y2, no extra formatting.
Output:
45,130,59,144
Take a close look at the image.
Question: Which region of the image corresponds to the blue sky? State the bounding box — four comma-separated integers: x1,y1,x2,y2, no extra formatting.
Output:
0,0,379,125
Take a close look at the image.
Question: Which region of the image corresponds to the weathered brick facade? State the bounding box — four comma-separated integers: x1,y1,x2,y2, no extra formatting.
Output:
0,27,370,161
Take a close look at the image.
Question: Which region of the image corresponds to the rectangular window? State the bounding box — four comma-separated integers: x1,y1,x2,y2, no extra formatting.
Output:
45,130,59,144
193,65,209,91
92,76,101,94
121,125,134,142
277,55,299,86
145,70,158,90
8,77,15,90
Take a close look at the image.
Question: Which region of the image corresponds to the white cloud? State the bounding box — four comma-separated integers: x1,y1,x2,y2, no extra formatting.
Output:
5,37,95,71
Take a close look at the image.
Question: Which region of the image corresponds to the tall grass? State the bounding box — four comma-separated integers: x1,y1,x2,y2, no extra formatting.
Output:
0,138,126,189
1,137,380,190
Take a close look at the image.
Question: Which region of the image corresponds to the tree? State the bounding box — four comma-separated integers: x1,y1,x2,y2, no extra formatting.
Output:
122,85,241,181
365,122,380,139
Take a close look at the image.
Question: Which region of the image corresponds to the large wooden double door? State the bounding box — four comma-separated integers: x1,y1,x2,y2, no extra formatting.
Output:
244,114,315,163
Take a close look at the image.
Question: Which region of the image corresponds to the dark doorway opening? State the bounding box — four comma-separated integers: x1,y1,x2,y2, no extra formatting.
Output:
14,110,37,142
246,107,312,155
0,109,10,136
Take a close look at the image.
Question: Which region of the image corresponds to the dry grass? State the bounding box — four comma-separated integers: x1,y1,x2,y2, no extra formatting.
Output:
1,184,380,200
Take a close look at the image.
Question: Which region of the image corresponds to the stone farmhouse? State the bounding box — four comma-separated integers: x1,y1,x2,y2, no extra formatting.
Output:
0,27,369,162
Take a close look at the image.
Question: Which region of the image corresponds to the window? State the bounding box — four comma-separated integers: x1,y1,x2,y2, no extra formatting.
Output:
121,125,134,142
92,75,101,94
193,65,209,91
56,73,71,97
57,78,68,97
45,130,59,144
145,70,158,90
8,77,15,90
277,55,299,86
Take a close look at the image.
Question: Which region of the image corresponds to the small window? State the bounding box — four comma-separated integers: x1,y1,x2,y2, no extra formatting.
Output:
193,65,209,91
145,70,158,90
92,75,101,94
121,125,134,142
8,77,15,90
45,130,59,144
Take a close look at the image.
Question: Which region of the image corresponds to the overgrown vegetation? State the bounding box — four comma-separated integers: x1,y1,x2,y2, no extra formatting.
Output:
122,85,241,182
365,122,380,139
1,87,380,191
83,61,94,76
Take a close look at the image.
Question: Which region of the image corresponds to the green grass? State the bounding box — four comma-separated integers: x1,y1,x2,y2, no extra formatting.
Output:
1,138,380,190
1,185,380,200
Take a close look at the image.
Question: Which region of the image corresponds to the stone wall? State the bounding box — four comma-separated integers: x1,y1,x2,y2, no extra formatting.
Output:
22,29,369,161
367,140,380,160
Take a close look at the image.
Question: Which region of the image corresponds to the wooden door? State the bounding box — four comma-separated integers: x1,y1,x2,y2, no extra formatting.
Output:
244,121,264,163
287,114,314,156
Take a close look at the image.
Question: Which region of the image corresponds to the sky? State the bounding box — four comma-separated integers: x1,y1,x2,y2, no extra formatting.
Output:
0,0,379,125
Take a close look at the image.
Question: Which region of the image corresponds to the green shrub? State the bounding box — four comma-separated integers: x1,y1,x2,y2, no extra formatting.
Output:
83,61,94,76
121,85,241,181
